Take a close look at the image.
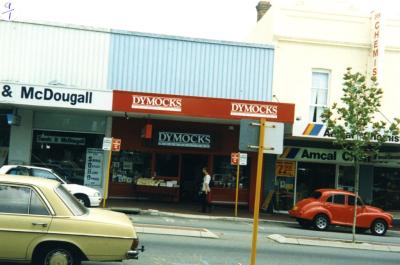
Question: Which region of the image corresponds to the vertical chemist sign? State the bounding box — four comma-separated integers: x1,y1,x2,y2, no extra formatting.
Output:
369,10,385,81
84,148,104,187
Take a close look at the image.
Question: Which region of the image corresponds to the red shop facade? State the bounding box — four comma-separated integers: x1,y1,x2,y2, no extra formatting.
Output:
109,91,295,209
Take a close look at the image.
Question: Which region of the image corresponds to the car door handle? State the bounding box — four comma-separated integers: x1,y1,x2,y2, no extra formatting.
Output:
32,222,48,227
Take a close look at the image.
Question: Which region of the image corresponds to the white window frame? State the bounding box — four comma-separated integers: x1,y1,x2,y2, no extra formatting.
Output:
310,70,330,122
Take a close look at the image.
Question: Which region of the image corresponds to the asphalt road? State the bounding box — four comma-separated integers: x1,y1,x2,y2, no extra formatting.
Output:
84,213,400,265
130,213,400,245
4,214,400,265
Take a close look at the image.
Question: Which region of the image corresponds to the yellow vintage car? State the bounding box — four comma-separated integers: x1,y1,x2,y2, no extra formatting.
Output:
0,174,142,265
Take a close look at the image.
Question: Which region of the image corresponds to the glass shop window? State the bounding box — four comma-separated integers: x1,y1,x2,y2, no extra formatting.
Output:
212,155,250,189
372,167,400,210
31,130,103,185
155,153,179,177
111,151,152,184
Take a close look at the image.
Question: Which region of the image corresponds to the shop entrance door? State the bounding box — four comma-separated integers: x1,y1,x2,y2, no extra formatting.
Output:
296,162,336,202
336,165,355,192
180,154,208,202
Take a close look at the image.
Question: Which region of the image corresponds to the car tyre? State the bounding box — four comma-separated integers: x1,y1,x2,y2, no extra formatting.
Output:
33,245,81,265
75,194,90,207
371,219,387,236
313,214,329,231
297,219,312,229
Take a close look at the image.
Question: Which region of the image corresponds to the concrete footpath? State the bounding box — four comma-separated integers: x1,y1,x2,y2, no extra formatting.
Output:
107,199,400,253
268,234,400,253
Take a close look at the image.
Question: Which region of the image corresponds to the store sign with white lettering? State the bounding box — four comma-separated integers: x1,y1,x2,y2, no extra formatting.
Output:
230,102,278,118
131,95,182,112
37,135,86,146
158,132,211,148
0,82,112,111
113,91,295,123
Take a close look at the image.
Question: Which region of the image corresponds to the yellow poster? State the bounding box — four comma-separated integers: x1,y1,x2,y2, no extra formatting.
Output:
275,160,296,177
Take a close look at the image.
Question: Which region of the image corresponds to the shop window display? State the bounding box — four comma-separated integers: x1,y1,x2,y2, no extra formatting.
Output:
111,151,151,184
212,156,250,189
337,165,355,191
296,162,335,202
31,130,103,185
373,167,400,210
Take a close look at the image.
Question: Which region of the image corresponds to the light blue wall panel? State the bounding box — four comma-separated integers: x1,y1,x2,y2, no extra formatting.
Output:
108,31,274,101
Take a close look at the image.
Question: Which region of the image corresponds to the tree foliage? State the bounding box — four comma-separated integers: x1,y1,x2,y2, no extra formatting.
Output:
321,67,400,162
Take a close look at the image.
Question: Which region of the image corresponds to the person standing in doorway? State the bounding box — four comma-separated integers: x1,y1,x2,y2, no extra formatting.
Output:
200,167,211,213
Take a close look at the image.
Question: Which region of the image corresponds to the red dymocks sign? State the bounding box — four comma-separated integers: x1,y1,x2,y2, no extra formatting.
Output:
113,91,295,123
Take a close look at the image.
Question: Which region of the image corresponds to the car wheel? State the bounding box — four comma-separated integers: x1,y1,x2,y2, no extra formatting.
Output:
298,219,312,229
75,194,90,207
371,219,387,236
34,246,81,265
314,214,329,231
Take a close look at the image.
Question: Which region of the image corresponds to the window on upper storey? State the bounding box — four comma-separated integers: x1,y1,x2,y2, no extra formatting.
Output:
310,71,329,122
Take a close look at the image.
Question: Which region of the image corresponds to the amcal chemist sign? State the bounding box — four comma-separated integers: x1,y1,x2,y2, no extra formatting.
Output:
293,122,400,144
0,83,112,111
113,91,295,123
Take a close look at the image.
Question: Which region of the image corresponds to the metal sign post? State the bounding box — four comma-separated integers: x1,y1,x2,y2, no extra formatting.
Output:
102,148,112,208
231,152,240,217
235,161,240,217
250,118,266,265
102,137,122,208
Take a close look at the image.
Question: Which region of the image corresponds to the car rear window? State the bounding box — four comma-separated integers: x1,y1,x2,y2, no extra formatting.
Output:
55,185,88,216
326,194,345,205
348,195,364,206
311,191,322,199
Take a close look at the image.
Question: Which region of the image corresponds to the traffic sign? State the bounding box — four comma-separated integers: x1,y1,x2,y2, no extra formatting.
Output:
102,137,112,151
112,138,122,152
239,153,248,166
231,152,239,165
239,119,284,154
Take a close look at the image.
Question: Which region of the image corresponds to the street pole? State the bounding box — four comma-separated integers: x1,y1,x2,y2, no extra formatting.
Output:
102,145,112,208
250,118,266,265
235,158,240,217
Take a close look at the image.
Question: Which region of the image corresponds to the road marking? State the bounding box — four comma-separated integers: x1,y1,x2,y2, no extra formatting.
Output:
163,217,175,223
134,223,219,239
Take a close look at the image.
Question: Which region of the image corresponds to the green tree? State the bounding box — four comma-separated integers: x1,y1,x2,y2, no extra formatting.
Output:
321,67,400,242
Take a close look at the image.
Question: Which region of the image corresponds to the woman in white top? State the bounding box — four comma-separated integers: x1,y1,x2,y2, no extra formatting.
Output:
200,167,211,213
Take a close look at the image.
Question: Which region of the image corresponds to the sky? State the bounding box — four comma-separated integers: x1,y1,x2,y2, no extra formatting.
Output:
2,0,261,41
1,0,400,42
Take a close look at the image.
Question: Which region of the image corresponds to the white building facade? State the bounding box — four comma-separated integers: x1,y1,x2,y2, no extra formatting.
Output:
249,0,400,211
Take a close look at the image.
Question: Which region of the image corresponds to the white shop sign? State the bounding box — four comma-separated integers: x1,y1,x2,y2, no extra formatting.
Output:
84,148,104,187
158,131,211,149
0,82,112,111
292,122,400,144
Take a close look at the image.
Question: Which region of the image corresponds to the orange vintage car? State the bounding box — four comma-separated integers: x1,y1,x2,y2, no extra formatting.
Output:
289,189,393,236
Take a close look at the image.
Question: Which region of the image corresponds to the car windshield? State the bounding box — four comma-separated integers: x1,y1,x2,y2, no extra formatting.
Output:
311,191,322,199
55,184,88,216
